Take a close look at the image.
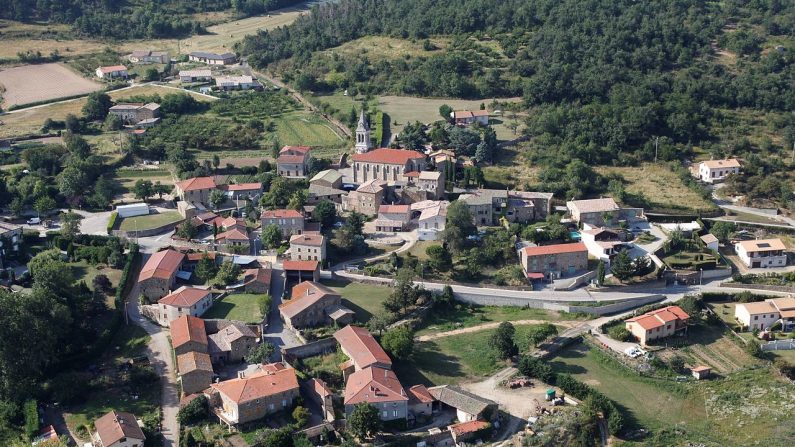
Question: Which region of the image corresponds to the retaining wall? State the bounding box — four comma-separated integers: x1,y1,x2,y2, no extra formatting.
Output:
719,283,795,294
567,294,664,316
113,219,183,238
282,337,337,360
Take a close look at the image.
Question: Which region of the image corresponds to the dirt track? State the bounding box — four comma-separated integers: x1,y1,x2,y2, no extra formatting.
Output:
416,319,580,341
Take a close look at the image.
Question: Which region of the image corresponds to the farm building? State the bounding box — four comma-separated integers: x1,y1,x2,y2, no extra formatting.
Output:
179,69,212,83
95,65,129,79
215,75,258,90
128,50,169,64
189,51,236,65
109,102,160,125
116,203,149,218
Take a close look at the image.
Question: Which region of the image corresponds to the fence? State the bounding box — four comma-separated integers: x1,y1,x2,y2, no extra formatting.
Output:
761,339,795,351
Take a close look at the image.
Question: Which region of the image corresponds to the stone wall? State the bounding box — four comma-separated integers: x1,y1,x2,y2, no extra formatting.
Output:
719,283,795,293
282,337,337,361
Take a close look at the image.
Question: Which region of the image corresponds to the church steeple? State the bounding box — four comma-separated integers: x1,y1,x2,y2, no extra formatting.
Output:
355,109,372,154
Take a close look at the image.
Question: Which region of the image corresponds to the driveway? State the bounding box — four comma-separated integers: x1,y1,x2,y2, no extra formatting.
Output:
125,255,180,447
263,268,303,358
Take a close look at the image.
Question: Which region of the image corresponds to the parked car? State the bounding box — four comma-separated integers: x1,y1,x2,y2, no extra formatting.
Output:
26,217,41,225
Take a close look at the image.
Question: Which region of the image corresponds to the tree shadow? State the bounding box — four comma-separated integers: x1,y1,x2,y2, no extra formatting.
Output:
341,298,373,323
394,341,465,386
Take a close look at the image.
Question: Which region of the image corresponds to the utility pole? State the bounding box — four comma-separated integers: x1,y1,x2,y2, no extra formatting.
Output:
654,136,659,163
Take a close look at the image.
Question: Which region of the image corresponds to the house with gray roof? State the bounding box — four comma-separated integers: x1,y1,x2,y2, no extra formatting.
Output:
428,385,498,422
207,320,257,364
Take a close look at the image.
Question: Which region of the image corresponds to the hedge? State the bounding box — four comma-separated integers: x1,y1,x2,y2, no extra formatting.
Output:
107,211,118,234
371,111,386,147
23,399,38,440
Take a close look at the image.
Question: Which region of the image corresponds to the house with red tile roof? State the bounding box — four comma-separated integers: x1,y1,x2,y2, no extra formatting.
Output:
242,268,271,293
407,384,435,417
216,228,250,252
171,315,208,356
289,233,326,262
351,148,427,183
207,363,299,425
261,209,305,238
279,281,353,329
219,182,263,200
277,146,313,179
138,249,185,301
158,286,213,326
375,204,411,232
520,242,588,280
451,109,489,126
283,260,320,282
448,420,491,445
344,366,408,421
625,305,690,345
93,410,145,447
95,65,129,79
333,325,392,378
175,176,218,206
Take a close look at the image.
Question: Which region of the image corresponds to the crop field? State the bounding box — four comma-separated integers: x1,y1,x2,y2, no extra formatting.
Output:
595,163,717,213
0,63,101,107
0,84,214,138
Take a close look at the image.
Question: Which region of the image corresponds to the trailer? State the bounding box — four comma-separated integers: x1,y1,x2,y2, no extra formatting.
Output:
116,203,150,218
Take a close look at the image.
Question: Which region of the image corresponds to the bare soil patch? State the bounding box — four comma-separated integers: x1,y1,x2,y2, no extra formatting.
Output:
0,63,100,107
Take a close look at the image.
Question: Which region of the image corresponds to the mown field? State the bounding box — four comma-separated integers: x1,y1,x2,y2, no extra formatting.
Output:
118,211,182,231
551,342,795,446
322,279,392,323
0,62,101,107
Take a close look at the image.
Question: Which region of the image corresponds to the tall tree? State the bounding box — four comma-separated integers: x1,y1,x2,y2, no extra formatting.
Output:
347,403,381,440
313,200,337,231
82,92,112,121
60,212,82,240
442,201,475,254
262,224,282,249
610,251,634,281
381,325,414,360
132,179,154,201
491,321,517,359
209,189,226,210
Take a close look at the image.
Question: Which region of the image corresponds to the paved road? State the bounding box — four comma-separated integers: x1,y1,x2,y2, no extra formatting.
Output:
263,268,303,357
126,255,180,447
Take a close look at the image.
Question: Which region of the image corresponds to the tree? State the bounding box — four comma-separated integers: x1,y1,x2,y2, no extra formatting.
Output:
448,126,481,156
262,224,283,249
474,141,490,163
384,267,418,315
745,340,764,358
213,260,240,286
143,67,159,81
366,312,392,336
194,253,218,284
491,321,517,359
60,212,82,240
709,221,736,243
426,244,452,271
82,92,112,121
525,323,558,348
58,166,87,203
348,403,381,440
34,196,56,218
103,113,123,131
212,154,220,172
92,274,112,293
258,294,272,316
153,181,171,199
64,114,80,133
209,189,226,210
132,179,154,201
313,200,337,231
381,325,414,360
246,342,275,363
610,251,634,281
596,261,605,286
292,406,310,428
439,104,453,121
442,201,476,254
288,189,307,211
175,220,197,240
633,255,652,276
177,395,208,424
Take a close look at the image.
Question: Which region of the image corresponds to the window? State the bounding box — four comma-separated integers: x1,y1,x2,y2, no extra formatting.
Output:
383,411,388,418
754,316,758,320
393,410,398,417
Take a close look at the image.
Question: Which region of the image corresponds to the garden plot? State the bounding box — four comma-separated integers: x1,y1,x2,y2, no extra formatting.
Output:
0,63,101,107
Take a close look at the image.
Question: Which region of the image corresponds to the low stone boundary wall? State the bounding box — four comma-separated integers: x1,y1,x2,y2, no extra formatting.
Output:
719,283,795,293
113,219,183,238
282,337,337,361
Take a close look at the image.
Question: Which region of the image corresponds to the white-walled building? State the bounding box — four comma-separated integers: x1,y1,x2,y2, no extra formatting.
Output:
735,239,787,269
157,286,213,326
696,159,741,183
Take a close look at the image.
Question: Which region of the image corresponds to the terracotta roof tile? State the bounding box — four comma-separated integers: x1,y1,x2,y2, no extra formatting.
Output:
211,363,298,404
407,384,435,404
351,148,425,165
626,305,690,330
290,233,325,247
280,281,339,319
262,209,303,219
333,326,392,370
94,411,145,446
177,351,213,374
344,366,407,405
159,286,211,308
170,315,208,348
702,158,741,169
449,420,489,437
735,238,786,253
379,205,410,214
176,176,217,192
139,249,185,282
283,260,319,271
217,228,249,242
522,242,587,257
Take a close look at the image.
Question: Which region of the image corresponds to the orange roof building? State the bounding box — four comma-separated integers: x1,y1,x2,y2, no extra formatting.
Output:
170,315,208,355
279,281,352,329
93,410,145,447
158,286,213,327
351,148,427,183
625,305,690,345
520,242,588,280
138,249,185,301
334,325,392,372
209,363,300,425
343,366,408,421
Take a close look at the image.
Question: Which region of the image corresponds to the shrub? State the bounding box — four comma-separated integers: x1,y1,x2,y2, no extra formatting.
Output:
607,325,633,342
177,395,208,425
258,294,272,316
745,340,764,358
24,399,38,440
107,211,118,234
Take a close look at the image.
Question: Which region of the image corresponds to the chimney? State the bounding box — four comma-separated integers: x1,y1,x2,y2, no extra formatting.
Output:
238,371,245,379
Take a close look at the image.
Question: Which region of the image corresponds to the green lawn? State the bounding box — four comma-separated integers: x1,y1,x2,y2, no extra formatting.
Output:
414,304,584,336
323,279,392,323
203,293,264,324
395,325,549,386
549,343,795,445
272,110,344,146
119,211,183,231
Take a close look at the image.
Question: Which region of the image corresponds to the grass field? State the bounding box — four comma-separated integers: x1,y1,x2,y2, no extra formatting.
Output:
551,342,795,445
273,110,343,146
0,83,214,138
0,63,101,107
595,163,717,213
414,304,584,336
322,279,392,323
323,36,449,61
396,324,549,386
203,293,264,324
118,211,182,231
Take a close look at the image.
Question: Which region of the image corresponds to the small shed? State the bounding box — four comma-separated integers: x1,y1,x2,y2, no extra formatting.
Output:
117,203,150,218
691,365,711,380
546,389,556,401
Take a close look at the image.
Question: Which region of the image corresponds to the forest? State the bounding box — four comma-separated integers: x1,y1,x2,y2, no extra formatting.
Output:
0,0,306,38
239,0,795,203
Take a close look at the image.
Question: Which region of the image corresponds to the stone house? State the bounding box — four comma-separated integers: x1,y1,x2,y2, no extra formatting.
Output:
109,103,160,125
171,315,208,356
177,351,214,395
216,228,250,251
414,200,449,241
207,320,257,364
310,169,343,189
283,260,320,282
279,281,353,329
138,249,185,301
179,69,212,83
93,411,145,447
520,242,589,280
128,50,169,64
566,197,644,228
343,179,385,216
261,209,305,238
242,268,271,294
207,363,299,426
416,170,445,199
289,233,326,262
460,189,552,226
344,366,408,421
407,384,435,418
374,204,411,232
95,65,128,79
351,148,427,183
157,286,213,327
175,176,218,207
277,146,313,179
333,325,392,375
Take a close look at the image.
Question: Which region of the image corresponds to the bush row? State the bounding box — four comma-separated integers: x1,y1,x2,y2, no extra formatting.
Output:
107,211,118,234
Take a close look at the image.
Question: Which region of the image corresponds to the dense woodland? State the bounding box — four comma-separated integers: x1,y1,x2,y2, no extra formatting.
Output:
0,0,305,38
240,0,795,204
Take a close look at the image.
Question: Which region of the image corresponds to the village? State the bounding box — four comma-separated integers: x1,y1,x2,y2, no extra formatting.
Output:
1,2,795,446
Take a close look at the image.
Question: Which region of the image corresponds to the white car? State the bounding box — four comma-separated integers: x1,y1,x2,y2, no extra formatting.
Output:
624,346,645,358
27,217,41,225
